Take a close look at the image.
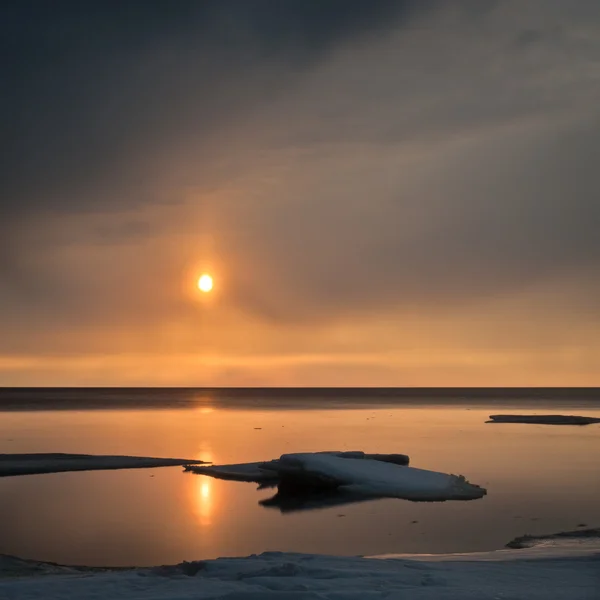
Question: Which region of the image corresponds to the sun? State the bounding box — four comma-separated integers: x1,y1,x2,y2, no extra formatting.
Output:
197,274,213,293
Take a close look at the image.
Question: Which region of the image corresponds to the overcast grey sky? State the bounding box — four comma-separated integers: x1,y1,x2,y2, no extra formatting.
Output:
1,1,599,386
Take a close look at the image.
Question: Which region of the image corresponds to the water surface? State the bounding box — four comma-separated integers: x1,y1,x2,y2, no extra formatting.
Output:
0,388,599,566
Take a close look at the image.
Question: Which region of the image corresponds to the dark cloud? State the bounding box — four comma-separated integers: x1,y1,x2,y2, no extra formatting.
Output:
0,0,425,222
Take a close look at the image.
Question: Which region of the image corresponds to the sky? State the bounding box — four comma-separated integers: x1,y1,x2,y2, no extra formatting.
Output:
1,0,599,387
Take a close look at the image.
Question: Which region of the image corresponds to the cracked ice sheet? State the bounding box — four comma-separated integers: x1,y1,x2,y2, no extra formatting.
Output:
1,548,599,600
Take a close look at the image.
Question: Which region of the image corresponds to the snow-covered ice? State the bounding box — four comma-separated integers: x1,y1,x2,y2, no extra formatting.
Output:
269,453,485,500
0,453,206,477
189,452,485,502
506,527,600,550
185,451,409,484
2,542,599,599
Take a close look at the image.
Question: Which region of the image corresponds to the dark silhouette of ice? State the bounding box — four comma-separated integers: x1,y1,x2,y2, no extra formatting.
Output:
487,415,600,425
0,453,206,477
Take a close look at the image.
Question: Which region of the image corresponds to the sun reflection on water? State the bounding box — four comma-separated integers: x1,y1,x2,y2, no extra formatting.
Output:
191,442,215,527
195,478,213,526
200,481,210,499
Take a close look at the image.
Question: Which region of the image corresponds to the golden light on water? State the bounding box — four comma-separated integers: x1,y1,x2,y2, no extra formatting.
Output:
200,482,211,499
192,477,214,527
197,274,213,293
192,445,215,527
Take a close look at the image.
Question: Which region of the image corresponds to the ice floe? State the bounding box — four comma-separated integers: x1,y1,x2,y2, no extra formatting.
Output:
186,451,485,503
487,414,600,425
184,451,408,484
0,453,206,477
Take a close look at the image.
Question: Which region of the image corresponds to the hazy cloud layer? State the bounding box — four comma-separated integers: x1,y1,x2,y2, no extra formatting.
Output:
1,0,599,384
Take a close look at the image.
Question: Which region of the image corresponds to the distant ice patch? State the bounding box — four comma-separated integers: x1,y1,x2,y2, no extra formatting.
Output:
487,414,600,425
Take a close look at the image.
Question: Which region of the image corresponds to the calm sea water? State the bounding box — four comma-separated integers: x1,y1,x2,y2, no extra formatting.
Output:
1,388,599,567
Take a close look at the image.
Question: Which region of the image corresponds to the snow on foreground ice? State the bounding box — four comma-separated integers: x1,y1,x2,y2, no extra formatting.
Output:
2,546,599,600
0,453,206,477
188,452,486,501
